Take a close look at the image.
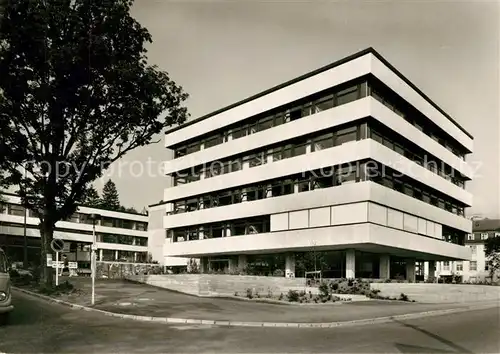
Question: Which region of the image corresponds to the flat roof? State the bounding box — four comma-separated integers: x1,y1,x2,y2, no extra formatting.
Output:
0,191,147,217
165,47,473,140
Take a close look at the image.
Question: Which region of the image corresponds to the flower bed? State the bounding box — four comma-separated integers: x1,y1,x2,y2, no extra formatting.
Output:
233,278,414,304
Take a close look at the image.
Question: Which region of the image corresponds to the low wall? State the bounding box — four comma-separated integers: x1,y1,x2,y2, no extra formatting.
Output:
96,262,162,279
371,283,500,303
126,274,308,296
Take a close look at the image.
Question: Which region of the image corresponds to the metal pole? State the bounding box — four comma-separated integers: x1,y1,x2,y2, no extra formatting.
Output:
23,167,28,269
55,251,59,286
91,220,96,305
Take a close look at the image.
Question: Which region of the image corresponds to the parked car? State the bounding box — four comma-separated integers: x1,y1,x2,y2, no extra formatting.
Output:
0,247,13,324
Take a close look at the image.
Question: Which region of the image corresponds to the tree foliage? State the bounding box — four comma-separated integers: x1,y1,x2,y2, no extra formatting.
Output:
101,179,120,211
0,0,188,285
484,232,500,281
83,186,101,208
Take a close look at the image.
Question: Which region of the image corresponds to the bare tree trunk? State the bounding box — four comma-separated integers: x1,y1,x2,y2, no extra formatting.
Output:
39,220,54,288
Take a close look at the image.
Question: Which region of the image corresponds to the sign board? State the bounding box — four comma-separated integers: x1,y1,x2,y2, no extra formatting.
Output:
46,254,53,267
50,238,65,252
51,261,77,269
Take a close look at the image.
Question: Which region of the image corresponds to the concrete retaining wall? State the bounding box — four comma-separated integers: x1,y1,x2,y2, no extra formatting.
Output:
371,283,500,303
126,274,308,296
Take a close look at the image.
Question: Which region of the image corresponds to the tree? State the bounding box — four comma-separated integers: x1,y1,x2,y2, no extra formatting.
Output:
101,179,120,211
484,232,500,283
0,0,188,287
83,186,101,208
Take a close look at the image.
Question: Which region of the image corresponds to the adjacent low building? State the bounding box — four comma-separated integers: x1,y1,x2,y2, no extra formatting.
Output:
434,218,500,282
0,192,150,271
160,47,473,281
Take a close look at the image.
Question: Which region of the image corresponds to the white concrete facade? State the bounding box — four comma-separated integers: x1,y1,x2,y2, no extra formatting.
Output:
148,203,189,267
0,193,150,264
161,48,473,280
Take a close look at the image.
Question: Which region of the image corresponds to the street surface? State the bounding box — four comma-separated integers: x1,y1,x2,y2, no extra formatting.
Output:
0,290,499,353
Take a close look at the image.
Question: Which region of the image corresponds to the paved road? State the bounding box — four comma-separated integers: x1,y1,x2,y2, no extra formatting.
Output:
1,290,499,353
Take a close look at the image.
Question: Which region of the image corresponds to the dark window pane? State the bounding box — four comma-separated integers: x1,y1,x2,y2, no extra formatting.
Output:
382,139,394,150
394,179,403,192
218,193,232,206
313,133,334,151
298,180,310,192
204,134,224,148
231,159,242,172
232,126,247,139
403,185,413,197
283,181,294,195
293,144,307,156
259,117,273,131
371,131,383,144
395,143,404,155
336,126,357,145
313,95,334,113
249,152,267,167
274,114,284,126
336,166,357,185
336,86,359,105
186,143,201,154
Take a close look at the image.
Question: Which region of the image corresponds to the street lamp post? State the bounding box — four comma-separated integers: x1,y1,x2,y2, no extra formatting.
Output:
23,166,28,269
89,213,101,305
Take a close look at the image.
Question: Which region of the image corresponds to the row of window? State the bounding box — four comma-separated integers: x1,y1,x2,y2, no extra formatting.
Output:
0,203,148,231
172,163,363,214
173,122,365,185
169,216,271,242
467,232,500,241
173,79,368,158
99,250,148,263
171,160,466,218
370,122,466,188
443,260,485,272
173,119,465,189
370,79,466,160
97,234,148,246
0,221,149,247
369,162,466,216
173,76,467,161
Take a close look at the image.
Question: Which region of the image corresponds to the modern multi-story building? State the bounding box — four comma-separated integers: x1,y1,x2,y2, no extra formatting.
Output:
0,192,151,270
160,48,473,281
434,218,500,282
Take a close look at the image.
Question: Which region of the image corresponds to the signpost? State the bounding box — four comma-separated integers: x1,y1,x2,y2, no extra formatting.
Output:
50,238,64,286
89,213,101,305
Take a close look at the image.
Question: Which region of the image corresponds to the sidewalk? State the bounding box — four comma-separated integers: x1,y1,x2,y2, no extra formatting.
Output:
27,277,499,324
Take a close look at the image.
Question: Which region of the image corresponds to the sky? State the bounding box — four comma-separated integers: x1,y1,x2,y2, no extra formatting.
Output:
96,0,500,219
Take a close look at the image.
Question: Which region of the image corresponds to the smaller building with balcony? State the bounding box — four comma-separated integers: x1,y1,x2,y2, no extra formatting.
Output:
0,192,150,272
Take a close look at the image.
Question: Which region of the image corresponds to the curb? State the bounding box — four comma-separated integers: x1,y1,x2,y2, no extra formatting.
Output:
13,287,498,329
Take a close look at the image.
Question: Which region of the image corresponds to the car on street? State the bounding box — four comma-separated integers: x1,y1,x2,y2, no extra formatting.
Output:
0,247,13,325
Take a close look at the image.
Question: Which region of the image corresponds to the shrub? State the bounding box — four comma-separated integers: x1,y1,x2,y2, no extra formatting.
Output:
234,291,239,297
399,293,410,302
287,290,300,302
330,283,339,291
318,282,330,298
279,293,284,301
246,288,253,299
